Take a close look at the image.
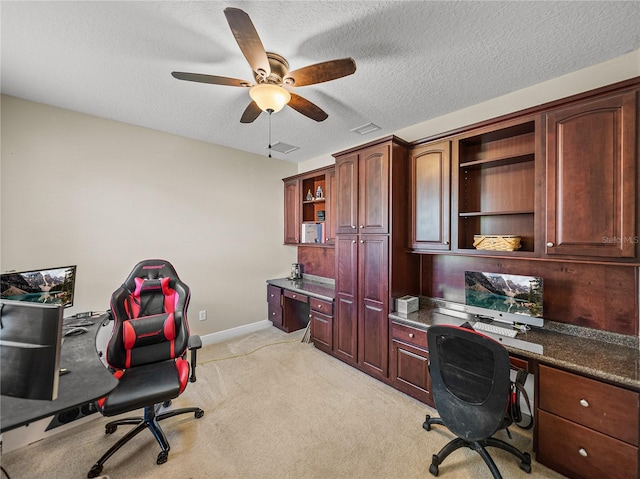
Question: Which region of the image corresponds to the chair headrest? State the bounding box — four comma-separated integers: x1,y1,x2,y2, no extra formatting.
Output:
122,259,181,290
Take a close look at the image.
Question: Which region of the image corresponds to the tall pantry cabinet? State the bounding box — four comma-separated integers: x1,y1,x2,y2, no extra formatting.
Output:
333,136,419,380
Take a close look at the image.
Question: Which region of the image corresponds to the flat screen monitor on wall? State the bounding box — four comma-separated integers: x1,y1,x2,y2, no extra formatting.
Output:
0,265,77,308
0,300,64,400
464,271,544,327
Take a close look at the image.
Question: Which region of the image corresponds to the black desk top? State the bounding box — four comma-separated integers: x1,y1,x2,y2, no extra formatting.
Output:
0,316,119,433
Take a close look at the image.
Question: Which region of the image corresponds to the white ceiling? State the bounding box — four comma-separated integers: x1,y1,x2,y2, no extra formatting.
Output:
2,1,639,163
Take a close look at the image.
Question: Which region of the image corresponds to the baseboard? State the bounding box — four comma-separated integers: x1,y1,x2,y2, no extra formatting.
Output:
199,319,272,347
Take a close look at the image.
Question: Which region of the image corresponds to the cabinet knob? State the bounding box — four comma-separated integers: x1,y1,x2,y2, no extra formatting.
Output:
578,448,588,457
360,225,364,229
351,225,356,229
444,241,449,245
326,238,329,241
351,240,356,244
270,294,274,298
579,398,589,408
271,312,275,316
317,304,322,308
546,242,554,247
360,240,364,244
409,333,414,338
292,294,296,298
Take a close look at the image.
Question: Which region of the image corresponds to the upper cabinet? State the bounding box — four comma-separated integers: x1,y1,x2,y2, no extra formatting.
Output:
335,142,392,235
453,118,539,255
410,140,451,251
283,166,335,246
545,90,638,259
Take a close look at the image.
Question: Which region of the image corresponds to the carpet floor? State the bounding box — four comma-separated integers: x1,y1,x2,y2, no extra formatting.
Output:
1,327,566,479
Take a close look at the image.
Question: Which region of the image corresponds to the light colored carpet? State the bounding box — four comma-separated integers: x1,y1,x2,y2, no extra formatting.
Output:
1,327,566,478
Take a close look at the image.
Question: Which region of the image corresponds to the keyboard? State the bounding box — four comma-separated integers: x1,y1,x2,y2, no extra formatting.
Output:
472,321,518,338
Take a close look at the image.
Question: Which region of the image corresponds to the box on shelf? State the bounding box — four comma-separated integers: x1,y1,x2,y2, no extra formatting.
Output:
301,222,325,243
396,296,419,314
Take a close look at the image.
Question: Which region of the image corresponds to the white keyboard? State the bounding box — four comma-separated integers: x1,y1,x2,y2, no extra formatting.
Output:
472,321,518,338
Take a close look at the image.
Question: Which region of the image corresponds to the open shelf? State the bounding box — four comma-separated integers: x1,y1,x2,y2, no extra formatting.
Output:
457,120,537,253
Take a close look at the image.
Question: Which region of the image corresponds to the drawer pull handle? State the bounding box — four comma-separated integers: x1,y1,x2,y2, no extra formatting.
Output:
547,242,555,247
408,333,414,338
579,399,589,408
578,448,588,457
292,294,296,298
317,304,322,308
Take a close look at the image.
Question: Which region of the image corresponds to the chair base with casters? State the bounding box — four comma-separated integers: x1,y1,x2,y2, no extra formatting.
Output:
88,402,204,478
423,414,531,478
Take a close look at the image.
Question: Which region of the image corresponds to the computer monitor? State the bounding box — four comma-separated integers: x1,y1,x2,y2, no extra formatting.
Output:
0,300,64,400
464,271,544,327
1,265,77,308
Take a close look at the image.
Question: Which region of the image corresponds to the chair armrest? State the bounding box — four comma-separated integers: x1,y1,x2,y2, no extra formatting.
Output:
187,334,201,383
188,335,202,350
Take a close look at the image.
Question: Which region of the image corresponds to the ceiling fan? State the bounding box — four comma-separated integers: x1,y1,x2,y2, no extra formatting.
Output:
171,7,356,123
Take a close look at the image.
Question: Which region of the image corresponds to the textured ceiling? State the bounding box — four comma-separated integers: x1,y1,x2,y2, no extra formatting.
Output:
2,1,639,163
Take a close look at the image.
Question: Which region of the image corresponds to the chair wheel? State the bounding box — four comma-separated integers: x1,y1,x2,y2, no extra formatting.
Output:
157,450,168,465
105,424,117,434
423,415,432,431
429,463,439,476
195,408,204,419
520,452,532,473
163,400,172,408
87,464,103,478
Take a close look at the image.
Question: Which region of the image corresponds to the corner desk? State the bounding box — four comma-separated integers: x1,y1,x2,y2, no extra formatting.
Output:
1,316,118,433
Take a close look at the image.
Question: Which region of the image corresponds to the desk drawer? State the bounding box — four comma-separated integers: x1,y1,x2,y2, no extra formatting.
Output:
391,323,427,349
537,410,638,479
538,365,639,445
310,297,333,315
284,289,308,303
268,303,282,328
267,285,281,306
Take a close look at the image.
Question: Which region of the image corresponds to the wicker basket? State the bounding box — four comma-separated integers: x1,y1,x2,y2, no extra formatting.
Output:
473,235,522,251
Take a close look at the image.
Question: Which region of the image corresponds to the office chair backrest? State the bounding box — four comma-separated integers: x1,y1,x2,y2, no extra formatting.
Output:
427,324,511,442
106,259,191,370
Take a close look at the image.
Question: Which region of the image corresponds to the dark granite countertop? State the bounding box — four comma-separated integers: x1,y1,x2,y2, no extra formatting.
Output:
267,276,335,302
390,303,640,391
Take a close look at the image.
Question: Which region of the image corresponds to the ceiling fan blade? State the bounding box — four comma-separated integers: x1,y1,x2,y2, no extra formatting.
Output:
288,93,328,122
240,101,263,123
285,58,356,87
224,7,270,78
171,72,251,87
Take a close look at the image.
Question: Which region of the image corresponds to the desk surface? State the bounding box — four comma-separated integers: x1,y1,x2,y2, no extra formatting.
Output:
0,316,118,433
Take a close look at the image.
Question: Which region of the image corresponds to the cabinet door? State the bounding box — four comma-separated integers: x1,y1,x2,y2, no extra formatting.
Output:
334,235,358,364
283,178,300,244
358,235,389,378
410,141,451,250
359,144,390,234
546,91,637,258
335,153,359,234
391,339,433,406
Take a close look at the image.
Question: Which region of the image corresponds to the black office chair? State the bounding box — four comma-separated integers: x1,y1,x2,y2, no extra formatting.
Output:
422,324,531,478
88,259,204,478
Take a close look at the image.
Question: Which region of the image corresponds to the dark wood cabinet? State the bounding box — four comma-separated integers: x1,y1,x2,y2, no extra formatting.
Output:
334,235,358,364
309,297,333,352
267,284,283,330
332,137,418,381
410,140,451,251
545,90,637,259
536,364,639,479
390,322,433,406
358,234,389,377
283,179,300,244
324,168,336,245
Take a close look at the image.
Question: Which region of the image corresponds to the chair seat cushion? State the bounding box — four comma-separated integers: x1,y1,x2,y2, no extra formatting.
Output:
101,360,182,417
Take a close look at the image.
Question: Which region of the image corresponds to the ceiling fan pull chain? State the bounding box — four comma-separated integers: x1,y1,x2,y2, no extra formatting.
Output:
268,110,272,158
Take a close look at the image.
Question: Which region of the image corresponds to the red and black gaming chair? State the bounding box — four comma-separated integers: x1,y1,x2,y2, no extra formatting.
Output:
88,259,203,478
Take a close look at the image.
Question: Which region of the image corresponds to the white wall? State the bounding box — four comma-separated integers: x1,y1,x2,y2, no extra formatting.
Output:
297,49,640,174
1,96,297,336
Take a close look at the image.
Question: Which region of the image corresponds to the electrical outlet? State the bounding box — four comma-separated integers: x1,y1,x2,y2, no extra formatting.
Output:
199,310,207,321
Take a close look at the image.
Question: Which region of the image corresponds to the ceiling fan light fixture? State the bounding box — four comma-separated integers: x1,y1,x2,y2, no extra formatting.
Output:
249,84,291,113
